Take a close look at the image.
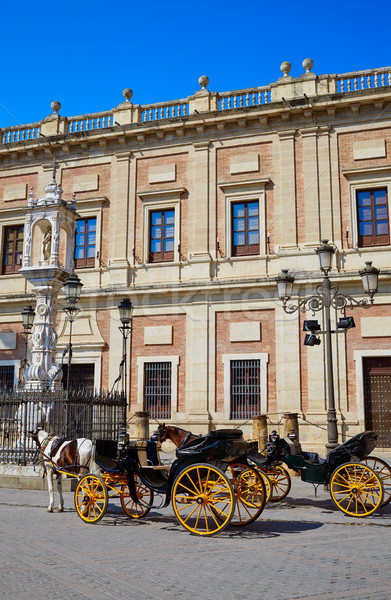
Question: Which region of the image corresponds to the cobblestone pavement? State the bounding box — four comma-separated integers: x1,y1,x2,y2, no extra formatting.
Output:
0,478,390,600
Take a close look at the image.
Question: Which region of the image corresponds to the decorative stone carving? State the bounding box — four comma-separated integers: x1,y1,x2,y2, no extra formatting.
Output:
280,62,292,77
123,88,133,102
199,75,209,89
302,58,314,73
51,100,61,114
42,229,52,262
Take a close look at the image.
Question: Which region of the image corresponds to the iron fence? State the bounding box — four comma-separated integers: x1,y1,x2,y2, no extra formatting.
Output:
0,389,127,464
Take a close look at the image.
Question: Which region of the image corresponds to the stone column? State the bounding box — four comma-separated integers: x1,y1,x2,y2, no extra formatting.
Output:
252,415,268,452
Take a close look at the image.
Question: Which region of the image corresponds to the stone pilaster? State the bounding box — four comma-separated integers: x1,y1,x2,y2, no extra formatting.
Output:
301,127,320,246
276,130,298,251
109,152,132,285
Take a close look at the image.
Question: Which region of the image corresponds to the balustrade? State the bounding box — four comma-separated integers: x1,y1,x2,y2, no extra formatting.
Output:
67,112,113,133
1,66,391,145
1,125,41,144
219,87,271,110
337,67,391,93
141,100,189,122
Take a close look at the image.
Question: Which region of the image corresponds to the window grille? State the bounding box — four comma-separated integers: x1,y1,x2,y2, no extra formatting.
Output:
144,362,172,419
0,366,15,392
230,359,260,419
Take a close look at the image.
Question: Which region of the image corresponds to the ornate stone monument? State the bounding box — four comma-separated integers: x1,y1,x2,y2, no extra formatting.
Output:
19,161,78,391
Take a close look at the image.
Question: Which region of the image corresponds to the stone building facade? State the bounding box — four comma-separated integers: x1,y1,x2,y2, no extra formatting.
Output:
0,60,390,452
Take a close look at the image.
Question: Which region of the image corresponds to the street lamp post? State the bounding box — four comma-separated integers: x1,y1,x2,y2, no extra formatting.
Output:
118,298,133,399
63,273,83,393
20,305,35,465
20,305,35,375
276,241,379,452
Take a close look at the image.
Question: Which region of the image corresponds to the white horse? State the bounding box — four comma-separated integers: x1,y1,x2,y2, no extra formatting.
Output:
31,428,97,513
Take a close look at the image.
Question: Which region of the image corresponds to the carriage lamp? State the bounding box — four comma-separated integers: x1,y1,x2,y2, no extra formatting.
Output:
276,242,380,453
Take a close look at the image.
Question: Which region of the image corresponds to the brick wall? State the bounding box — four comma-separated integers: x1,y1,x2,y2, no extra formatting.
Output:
130,313,186,412
215,309,276,414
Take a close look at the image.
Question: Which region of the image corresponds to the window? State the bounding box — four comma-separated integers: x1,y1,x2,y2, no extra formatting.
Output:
75,218,96,268
232,201,259,256
2,225,24,274
230,359,260,419
149,210,175,262
357,188,390,247
144,362,172,419
0,365,15,391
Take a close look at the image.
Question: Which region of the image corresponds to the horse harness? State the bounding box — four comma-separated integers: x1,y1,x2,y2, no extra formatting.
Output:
39,435,82,476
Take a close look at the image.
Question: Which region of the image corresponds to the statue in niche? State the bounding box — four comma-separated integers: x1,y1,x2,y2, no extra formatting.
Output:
42,229,52,261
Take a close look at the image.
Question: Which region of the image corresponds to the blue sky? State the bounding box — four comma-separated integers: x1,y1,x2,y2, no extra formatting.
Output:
0,0,390,129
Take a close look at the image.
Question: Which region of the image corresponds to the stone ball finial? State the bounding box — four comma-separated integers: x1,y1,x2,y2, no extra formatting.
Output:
280,62,292,77
51,101,61,114
302,58,314,73
199,75,209,89
123,88,133,102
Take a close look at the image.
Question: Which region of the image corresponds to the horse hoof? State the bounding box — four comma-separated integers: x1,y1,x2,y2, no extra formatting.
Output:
47,507,53,513
57,507,64,513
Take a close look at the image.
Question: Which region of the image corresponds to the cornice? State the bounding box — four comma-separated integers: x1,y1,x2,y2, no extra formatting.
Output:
136,186,187,199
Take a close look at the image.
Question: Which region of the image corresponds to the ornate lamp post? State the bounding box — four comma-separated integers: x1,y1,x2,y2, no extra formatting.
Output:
118,298,133,399
276,240,379,451
63,273,83,392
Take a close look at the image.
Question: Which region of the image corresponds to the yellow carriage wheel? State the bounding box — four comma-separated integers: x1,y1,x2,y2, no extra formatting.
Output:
258,471,272,503
330,462,383,517
260,465,291,502
172,463,235,536
120,475,154,518
361,457,391,507
74,474,108,524
225,463,266,526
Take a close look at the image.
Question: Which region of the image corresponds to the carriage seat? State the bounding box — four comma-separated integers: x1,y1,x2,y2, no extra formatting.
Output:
301,451,325,465
95,439,120,471
128,440,169,471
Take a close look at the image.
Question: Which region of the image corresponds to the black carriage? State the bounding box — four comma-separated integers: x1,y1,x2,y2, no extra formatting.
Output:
74,429,268,536
249,430,391,516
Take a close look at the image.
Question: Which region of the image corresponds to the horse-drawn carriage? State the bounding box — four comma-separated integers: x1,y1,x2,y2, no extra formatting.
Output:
74,427,268,536
34,424,390,534
249,429,391,516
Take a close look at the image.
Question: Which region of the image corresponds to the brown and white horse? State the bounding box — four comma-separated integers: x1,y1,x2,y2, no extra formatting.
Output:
31,429,97,513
